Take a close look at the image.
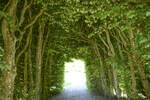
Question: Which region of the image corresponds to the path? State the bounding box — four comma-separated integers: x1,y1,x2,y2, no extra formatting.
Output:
48,86,105,100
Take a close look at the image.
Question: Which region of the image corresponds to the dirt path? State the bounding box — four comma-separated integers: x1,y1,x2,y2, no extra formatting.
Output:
48,87,105,100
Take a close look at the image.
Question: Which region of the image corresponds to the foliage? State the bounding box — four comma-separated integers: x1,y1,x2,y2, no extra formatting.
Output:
0,47,9,71
0,0,150,100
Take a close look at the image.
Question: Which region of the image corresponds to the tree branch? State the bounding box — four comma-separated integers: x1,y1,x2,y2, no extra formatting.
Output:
98,34,109,50
23,8,45,31
18,0,32,26
16,26,32,64
42,28,49,56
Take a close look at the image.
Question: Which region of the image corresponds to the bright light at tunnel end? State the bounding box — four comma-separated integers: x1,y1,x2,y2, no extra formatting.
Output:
64,59,87,89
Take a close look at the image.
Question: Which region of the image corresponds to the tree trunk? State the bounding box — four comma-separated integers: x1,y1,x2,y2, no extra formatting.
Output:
0,0,18,100
108,68,115,99
41,54,49,100
128,24,150,99
112,67,121,97
105,30,121,97
92,39,107,96
128,54,138,97
35,21,44,100
22,52,28,100
135,55,150,99
28,49,34,100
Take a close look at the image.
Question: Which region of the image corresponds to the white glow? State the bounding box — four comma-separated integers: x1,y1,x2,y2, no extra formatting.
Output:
64,59,86,89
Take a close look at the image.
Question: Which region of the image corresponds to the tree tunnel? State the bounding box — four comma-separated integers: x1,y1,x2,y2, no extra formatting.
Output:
0,1,150,100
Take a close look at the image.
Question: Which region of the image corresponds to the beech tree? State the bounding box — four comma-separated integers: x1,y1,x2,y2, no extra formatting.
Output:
0,0,150,100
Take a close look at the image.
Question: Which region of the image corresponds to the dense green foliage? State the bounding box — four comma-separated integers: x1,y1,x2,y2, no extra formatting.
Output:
0,0,150,100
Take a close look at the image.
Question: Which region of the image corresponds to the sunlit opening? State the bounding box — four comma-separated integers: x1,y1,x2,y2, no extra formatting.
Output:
64,59,86,89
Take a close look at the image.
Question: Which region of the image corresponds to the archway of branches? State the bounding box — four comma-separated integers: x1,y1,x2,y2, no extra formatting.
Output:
0,1,150,100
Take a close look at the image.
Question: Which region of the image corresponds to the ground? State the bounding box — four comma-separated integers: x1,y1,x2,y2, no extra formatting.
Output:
48,86,106,100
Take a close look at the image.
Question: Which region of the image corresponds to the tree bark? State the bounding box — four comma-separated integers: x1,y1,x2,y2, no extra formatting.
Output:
42,54,50,100
105,30,121,97
0,0,18,100
127,24,150,99
108,68,115,99
28,49,34,100
128,54,138,97
35,21,44,100
22,52,28,100
92,39,107,97
135,55,150,99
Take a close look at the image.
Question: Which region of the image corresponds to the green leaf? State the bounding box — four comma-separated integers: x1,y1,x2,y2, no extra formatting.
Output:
48,49,59,54
146,11,150,17
0,61,10,71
